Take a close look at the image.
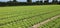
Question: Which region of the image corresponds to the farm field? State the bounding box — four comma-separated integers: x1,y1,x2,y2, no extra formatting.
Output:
39,17,60,28
0,5,60,28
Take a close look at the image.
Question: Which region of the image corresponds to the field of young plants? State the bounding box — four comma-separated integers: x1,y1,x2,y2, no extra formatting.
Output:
39,17,60,28
0,5,60,28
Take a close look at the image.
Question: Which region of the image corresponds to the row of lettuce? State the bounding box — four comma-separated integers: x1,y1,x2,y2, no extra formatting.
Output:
38,17,60,28
0,6,60,28
0,9,60,28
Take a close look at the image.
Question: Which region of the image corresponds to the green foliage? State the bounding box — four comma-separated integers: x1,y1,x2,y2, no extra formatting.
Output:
39,17,60,28
0,5,60,28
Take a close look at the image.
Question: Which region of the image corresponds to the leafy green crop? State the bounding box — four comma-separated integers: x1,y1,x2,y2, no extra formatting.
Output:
39,17,60,28
0,5,60,28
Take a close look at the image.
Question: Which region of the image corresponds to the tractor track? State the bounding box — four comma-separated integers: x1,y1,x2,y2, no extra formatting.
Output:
30,15,60,28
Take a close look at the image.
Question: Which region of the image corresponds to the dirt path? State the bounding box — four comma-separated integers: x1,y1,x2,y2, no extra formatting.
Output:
30,14,60,28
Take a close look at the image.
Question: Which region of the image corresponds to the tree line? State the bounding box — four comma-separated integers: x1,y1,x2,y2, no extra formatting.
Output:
0,0,60,6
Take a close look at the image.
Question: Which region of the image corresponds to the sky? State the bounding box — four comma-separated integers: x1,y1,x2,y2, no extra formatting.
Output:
0,0,60,2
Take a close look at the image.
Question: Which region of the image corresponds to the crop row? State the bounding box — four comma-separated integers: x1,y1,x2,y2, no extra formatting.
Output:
0,9,60,23
0,5,60,28
0,10,60,28
39,17,60,28
0,9,60,24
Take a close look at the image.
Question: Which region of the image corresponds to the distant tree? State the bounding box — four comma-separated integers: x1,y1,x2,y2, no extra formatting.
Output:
44,0,49,4
36,0,43,5
57,0,60,4
27,0,32,5
52,0,58,4
13,0,17,2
